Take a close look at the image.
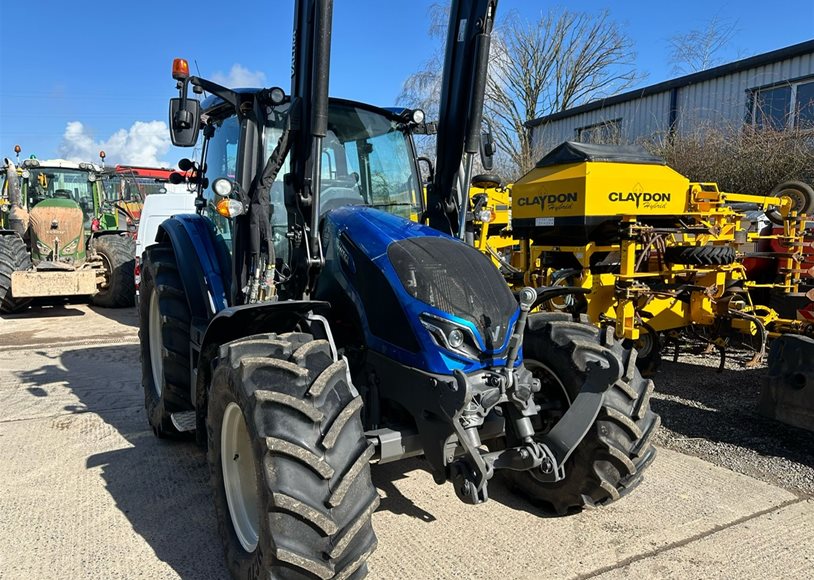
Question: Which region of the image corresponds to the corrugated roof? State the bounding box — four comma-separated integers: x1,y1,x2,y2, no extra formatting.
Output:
526,39,814,128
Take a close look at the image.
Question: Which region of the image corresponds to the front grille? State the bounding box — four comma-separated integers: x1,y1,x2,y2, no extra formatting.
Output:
388,237,518,350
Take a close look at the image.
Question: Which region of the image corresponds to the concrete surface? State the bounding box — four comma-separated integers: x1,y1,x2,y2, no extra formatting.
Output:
0,304,811,579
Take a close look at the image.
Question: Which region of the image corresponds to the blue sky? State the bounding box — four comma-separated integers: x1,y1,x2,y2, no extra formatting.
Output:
0,0,812,167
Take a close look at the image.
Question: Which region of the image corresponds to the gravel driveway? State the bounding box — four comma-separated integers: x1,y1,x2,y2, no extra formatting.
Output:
652,343,814,497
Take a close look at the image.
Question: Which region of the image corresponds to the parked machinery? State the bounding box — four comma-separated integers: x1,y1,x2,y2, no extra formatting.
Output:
0,152,135,311
508,141,813,374
138,2,658,577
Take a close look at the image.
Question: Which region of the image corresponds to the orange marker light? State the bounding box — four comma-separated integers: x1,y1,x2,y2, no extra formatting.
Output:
99,150,106,159
172,58,190,80
216,198,245,218
14,145,21,154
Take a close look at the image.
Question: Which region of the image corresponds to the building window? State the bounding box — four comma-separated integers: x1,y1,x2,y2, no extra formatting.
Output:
749,78,814,130
576,119,622,144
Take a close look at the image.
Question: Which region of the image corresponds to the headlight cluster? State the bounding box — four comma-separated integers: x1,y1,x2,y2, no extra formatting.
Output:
61,239,79,255
419,313,481,360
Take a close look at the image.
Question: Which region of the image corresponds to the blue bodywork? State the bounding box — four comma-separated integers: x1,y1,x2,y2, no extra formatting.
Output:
318,206,520,375
162,206,519,377
157,214,230,320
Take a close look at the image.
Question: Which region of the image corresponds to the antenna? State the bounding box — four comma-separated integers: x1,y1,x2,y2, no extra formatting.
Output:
194,60,208,98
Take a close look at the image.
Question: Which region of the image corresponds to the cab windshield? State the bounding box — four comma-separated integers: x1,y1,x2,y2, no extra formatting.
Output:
264,102,421,215
22,168,95,210
104,175,158,202
203,101,423,263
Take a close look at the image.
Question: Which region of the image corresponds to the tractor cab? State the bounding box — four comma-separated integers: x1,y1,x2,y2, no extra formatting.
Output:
195,90,426,268
18,159,103,227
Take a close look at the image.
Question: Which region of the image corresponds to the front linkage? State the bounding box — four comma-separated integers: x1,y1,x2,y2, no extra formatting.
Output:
372,286,622,506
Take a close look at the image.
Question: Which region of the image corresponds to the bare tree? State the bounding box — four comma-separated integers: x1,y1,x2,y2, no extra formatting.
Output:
668,15,739,75
486,10,640,175
399,6,641,178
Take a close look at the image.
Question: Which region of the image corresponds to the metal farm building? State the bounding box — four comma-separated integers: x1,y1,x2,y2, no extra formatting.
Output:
527,40,814,154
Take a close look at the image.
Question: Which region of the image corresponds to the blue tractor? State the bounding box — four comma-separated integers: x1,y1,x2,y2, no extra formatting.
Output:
139,1,659,577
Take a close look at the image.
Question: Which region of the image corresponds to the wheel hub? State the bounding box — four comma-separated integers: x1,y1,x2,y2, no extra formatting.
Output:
148,288,164,396
523,359,571,483
221,402,260,553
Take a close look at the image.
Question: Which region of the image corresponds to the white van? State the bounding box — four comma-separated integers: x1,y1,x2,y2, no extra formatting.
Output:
134,193,197,299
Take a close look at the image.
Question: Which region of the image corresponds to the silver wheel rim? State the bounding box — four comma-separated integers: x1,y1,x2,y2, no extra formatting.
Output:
523,358,572,483
148,288,163,396
221,402,260,553
524,359,571,403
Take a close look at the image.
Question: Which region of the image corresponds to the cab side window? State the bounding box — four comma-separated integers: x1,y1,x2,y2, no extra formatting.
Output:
203,116,240,247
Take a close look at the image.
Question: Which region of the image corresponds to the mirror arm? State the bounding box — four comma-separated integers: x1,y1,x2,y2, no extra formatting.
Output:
188,77,239,109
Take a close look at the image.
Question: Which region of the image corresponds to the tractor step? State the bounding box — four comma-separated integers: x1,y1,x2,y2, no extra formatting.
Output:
170,411,197,432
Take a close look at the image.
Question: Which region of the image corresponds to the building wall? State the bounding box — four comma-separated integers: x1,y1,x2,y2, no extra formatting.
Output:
530,51,814,155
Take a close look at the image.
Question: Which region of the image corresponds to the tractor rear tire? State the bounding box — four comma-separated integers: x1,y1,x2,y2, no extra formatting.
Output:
139,243,193,437
504,313,660,515
663,244,735,266
208,333,378,579
0,235,32,314
91,234,136,308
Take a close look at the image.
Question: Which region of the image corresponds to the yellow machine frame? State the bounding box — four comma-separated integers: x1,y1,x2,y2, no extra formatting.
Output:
504,145,812,367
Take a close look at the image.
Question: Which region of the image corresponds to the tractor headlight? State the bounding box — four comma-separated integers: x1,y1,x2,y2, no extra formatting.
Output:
269,87,285,105
447,328,465,349
419,313,481,360
61,239,79,255
212,177,234,197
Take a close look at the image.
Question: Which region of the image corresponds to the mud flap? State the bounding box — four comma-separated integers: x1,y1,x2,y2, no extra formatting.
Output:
758,335,814,432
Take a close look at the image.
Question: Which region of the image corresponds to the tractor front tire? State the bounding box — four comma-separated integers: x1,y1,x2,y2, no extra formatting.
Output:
91,234,136,308
208,333,378,579
139,244,193,437
505,313,660,515
0,235,32,314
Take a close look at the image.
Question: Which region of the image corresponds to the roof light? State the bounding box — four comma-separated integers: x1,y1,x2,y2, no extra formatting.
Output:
172,58,190,80
412,109,425,124
14,145,21,154
99,150,106,159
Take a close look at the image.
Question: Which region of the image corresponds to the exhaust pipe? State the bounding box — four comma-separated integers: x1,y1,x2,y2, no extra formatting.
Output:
3,157,29,236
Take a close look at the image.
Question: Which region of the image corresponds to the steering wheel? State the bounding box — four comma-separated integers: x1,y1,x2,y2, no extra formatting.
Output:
54,189,72,199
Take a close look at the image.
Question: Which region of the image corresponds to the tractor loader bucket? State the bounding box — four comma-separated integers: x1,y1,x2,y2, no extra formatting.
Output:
758,335,814,432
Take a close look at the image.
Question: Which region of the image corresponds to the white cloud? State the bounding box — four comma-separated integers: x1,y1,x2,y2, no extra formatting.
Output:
57,120,172,167
211,64,266,88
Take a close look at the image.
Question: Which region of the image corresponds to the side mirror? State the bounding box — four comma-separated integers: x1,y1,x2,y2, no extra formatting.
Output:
169,98,201,147
417,156,435,185
479,129,496,171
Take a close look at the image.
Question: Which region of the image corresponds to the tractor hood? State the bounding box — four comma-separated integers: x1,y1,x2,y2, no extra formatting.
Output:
318,206,520,374
28,197,86,263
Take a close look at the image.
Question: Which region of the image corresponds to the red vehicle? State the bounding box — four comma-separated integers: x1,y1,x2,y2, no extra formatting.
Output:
743,218,814,320
102,164,179,233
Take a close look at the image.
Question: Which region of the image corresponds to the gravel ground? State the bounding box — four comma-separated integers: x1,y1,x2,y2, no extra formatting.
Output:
651,341,814,497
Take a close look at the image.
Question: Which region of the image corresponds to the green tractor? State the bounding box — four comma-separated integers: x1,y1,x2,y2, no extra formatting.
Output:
0,154,136,312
